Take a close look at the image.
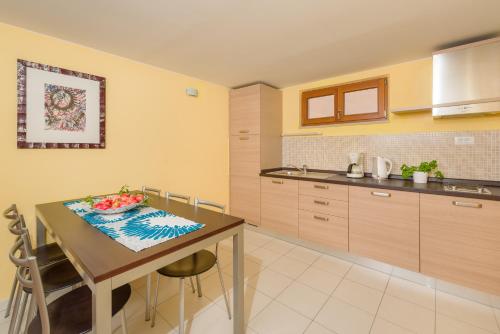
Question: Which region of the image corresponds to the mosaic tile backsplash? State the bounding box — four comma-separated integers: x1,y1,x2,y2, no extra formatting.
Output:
282,130,500,181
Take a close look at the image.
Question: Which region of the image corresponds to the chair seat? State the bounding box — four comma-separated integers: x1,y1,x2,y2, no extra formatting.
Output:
34,242,66,267
23,259,82,294
27,284,131,334
158,249,216,277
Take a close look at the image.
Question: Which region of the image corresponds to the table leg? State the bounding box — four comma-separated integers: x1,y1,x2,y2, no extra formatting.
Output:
233,229,244,334
92,280,112,334
36,217,47,246
145,274,151,321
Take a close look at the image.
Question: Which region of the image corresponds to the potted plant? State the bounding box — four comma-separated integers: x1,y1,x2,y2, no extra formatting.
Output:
400,160,444,184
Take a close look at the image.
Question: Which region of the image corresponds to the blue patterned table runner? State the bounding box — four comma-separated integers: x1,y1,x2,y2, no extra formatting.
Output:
64,200,205,252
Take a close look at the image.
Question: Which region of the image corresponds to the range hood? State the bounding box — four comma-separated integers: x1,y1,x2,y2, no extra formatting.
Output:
432,37,500,117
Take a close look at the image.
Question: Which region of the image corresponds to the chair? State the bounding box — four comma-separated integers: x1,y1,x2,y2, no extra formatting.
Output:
3,205,66,319
150,197,231,333
141,186,161,196
9,233,131,334
165,192,191,204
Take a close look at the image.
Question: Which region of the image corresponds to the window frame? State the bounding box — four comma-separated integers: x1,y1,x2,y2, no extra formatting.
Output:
301,86,338,126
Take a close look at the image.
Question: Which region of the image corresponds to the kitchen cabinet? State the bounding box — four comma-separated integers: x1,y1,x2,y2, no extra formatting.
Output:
261,177,298,237
421,194,500,295
349,186,420,271
229,84,282,226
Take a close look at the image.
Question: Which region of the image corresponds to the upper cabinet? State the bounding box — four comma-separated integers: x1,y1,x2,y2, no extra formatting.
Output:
230,85,261,135
301,78,387,126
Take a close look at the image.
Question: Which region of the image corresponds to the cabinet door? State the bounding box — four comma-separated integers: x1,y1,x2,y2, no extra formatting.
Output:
338,78,386,122
349,186,419,271
421,194,500,295
230,85,260,135
299,195,348,218
261,177,298,237
230,135,260,176
230,175,260,226
299,181,348,201
299,210,348,251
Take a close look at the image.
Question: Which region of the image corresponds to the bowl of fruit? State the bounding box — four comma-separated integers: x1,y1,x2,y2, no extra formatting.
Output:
84,186,148,215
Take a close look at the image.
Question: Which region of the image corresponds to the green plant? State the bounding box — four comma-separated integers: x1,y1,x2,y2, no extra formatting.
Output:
400,160,444,179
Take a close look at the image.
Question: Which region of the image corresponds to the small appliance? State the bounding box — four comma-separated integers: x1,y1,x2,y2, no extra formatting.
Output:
372,156,393,179
347,153,364,178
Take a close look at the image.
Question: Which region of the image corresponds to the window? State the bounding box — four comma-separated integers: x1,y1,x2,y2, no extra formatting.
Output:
301,78,387,126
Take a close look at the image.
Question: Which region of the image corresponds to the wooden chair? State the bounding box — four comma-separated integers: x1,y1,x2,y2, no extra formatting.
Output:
9,233,131,334
165,192,191,204
141,186,161,196
150,197,231,333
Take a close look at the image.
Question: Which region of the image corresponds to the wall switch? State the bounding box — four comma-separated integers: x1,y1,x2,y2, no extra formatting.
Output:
454,136,475,145
186,87,198,97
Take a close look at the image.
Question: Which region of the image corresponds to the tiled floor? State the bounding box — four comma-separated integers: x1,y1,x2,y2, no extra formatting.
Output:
1,228,500,334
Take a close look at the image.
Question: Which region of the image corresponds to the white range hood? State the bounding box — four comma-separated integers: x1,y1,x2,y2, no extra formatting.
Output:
432,37,500,118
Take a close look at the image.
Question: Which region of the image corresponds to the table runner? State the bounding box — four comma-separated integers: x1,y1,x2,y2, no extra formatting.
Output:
64,200,204,252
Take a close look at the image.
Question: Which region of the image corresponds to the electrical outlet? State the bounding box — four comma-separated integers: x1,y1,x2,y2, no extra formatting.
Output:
454,136,475,145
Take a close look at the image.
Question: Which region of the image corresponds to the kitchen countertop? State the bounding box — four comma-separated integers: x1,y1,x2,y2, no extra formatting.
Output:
260,168,500,201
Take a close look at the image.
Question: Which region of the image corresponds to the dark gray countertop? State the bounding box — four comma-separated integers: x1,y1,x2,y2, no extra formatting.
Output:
260,168,500,201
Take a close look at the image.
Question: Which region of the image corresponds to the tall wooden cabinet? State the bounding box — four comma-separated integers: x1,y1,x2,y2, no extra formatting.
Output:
229,84,282,226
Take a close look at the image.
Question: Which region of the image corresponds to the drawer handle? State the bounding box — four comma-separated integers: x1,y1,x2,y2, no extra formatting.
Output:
313,185,329,190
452,201,482,208
371,191,391,197
239,136,249,140
313,215,329,222
239,130,250,134
272,180,283,184
313,200,329,206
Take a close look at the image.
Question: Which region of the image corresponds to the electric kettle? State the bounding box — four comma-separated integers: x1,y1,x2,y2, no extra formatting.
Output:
372,157,393,179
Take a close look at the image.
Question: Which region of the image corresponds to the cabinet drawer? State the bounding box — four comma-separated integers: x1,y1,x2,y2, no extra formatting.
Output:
230,135,260,176
230,175,260,226
299,210,348,251
261,177,298,237
299,181,348,201
230,85,260,135
421,194,500,295
349,186,420,271
299,195,348,218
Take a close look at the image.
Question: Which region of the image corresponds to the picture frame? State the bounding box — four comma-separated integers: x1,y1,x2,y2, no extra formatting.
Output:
17,59,106,149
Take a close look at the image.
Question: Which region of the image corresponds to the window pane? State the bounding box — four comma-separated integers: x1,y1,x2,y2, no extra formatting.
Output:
344,88,378,115
308,95,335,119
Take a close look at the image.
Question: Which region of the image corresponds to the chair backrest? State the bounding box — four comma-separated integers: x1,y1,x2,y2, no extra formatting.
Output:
194,197,225,214
3,204,19,220
165,192,191,204
9,233,49,334
141,186,161,196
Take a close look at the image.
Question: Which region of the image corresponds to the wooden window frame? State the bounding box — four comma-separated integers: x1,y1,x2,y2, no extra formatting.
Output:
301,77,387,126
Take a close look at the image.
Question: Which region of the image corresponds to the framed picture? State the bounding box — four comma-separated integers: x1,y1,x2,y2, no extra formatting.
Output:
17,59,106,149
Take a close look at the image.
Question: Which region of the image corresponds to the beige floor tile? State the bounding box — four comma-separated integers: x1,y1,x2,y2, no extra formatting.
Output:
304,321,335,334
436,291,499,333
436,314,495,334
137,276,179,306
155,290,213,327
333,279,383,315
222,257,264,279
276,281,329,319
286,246,322,265
177,304,234,334
378,295,435,334
263,238,296,255
124,290,148,320
246,268,293,298
312,255,352,277
198,270,233,302
266,256,310,279
344,265,389,292
495,308,500,328
370,317,415,334
248,246,284,266
315,297,374,334
130,275,149,290
245,241,264,254
215,284,273,323
116,310,173,334
385,276,435,310
297,266,343,295
244,229,274,247
249,300,311,334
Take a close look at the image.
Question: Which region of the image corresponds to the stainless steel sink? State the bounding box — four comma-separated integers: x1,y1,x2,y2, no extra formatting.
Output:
266,170,335,179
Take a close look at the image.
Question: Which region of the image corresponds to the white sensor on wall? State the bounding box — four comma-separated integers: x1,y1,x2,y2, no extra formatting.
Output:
186,87,198,97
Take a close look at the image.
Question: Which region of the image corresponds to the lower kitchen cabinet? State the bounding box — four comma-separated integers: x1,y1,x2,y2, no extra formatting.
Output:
299,210,348,251
349,186,420,271
230,175,260,226
420,194,500,295
260,177,298,237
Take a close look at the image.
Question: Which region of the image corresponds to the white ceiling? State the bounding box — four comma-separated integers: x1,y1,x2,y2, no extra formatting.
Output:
1,0,499,88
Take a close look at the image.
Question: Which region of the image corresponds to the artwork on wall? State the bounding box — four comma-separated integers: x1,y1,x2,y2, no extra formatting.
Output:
17,59,106,148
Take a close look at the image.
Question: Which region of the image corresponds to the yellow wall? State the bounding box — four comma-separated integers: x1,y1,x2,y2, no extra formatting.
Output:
0,23,229,299
282,58,500,136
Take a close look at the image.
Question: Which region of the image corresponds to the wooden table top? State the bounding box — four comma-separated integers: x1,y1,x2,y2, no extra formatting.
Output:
36,194,244,283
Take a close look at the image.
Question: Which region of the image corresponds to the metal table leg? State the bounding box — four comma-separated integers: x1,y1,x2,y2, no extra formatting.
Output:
233,229,244,333
92,279,112,334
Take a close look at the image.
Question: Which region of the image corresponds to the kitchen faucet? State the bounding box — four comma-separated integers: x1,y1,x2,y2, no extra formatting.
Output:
288,164,308,175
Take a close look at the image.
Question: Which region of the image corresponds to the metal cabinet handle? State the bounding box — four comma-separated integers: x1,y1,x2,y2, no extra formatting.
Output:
239,130,250,134
239,136,249,140
452,201,482,208
313,200,329,206
313,184,329,190
313,215,329,222
371,191,391,197
272,180,283,184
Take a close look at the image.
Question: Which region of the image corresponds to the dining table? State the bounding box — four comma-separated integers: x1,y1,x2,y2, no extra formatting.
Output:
35,193,245,333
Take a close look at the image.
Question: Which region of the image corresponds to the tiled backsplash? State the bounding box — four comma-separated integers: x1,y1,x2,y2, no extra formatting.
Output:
282,130,500,181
